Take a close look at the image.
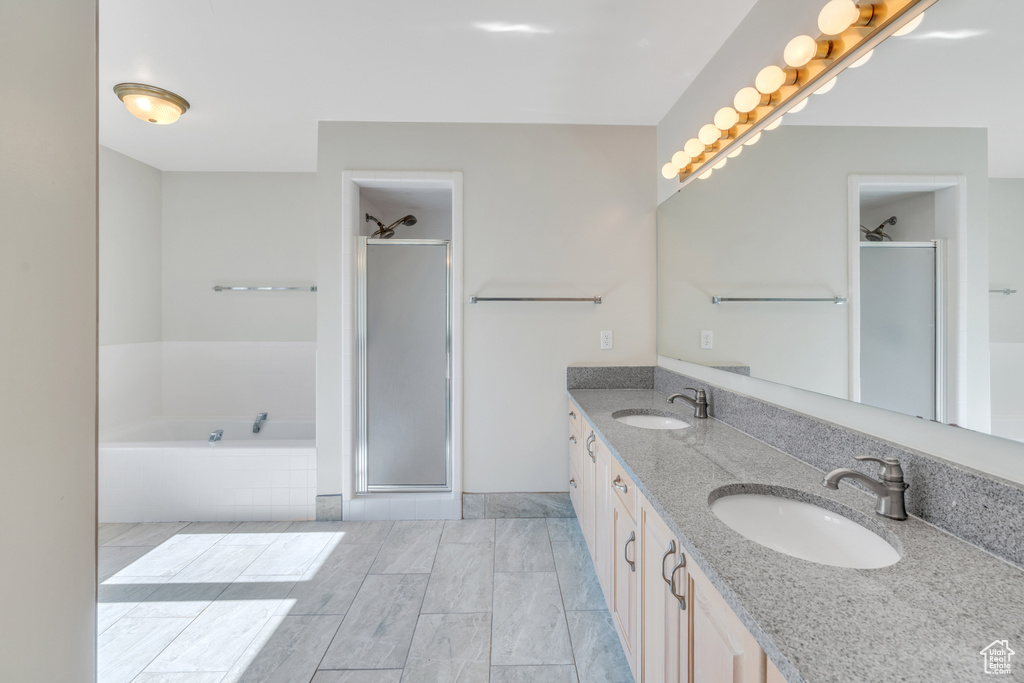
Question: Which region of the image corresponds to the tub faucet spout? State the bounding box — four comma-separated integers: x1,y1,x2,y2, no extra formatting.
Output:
209,429,223,443
253,412,268,433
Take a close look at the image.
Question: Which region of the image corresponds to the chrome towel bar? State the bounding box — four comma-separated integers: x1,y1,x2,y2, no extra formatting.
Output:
213,285,317,292
469,296,602,304
990,289,1017,295
712,296,847,304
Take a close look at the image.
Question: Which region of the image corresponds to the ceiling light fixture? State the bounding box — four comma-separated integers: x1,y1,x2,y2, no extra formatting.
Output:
113,83,190,125
660,0,935,187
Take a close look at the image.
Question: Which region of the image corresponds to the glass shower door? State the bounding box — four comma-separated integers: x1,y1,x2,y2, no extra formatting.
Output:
358,238,451,492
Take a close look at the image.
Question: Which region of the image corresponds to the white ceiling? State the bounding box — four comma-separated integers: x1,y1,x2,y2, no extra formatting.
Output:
99,0,759,172
784,0,1024,178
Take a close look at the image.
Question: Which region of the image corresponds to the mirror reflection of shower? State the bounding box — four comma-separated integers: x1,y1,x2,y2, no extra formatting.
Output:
366,213,417,239
860,215,897,242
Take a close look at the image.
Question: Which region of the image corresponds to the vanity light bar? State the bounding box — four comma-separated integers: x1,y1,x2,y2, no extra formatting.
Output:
661,0,939,188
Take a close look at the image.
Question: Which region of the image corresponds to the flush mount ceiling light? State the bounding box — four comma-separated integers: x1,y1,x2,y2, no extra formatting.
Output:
661,0,936,187
113,83,190,124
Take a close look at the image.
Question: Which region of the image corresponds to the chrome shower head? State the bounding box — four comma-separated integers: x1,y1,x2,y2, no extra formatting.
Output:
385,214,417,231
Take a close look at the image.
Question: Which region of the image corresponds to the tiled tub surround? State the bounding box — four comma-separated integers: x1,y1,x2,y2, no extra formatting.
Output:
100,424,316,523
568,387,1024,683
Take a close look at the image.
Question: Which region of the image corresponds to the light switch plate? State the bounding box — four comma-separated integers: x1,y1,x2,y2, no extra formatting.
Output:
600,330,613,350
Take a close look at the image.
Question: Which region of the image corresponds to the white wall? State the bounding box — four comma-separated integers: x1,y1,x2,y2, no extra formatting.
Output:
318,122,657,495
99,146,162,345
162,172,318,342
658,125,987,402
0,1,97,678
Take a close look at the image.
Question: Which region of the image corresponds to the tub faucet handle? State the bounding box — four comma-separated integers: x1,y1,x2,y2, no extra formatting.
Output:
253,412,268,434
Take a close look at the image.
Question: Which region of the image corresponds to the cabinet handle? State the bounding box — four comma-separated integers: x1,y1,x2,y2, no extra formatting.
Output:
570,410,576,419
669,553,687,610
570,478,577,489
569,435,577,444
624,530,636,572
585,433,596,462
613,475,628,493
660,540,676,586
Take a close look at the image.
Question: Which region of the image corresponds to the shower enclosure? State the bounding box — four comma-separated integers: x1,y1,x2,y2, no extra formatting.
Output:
356,237,452,492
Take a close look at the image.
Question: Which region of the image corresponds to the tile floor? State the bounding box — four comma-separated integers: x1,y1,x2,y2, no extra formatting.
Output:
98,517,634,683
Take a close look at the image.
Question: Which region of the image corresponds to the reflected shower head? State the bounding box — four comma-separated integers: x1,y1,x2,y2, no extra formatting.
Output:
365,213,417,239
860,216,896,242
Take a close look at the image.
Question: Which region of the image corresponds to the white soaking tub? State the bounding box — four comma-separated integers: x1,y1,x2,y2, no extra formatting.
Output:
99,419,316,523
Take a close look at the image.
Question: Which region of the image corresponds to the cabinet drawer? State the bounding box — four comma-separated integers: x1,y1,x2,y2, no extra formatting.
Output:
568,404,583,436
568,460,582,519
609,453,636,520
568,426,583,476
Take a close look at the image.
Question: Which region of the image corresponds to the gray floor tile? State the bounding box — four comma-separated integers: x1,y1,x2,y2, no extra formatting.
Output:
99,546,156,583
401,613,491,682
369,521,443,574
461,493,485,519
494,519,554,572
546,518,585,544
225,614,343,683
181,522,241,534
97,617,193,683
440,519,495,544
241,531,335,576
551,542,605,611
311,671,403,683
491,665,579,683
144,598,284,673
335,521,395,546
218,522,289,546
103,522,189,547
566,611,634,683
132,673,225,682
111,533,225,580
99,523,139,545
170,544,268,583
422,543,493,614
284,543,378,615
320,574,428,670
486,493,574,519
126,582,229,619
217,581,296,602
491,572,574,666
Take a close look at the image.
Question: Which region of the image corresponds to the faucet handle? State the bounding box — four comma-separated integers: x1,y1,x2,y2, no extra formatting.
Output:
684,387,707,400
854,455,904,481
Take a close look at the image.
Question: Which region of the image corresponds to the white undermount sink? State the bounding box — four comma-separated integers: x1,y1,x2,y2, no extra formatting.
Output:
612,410,689,430
710,492,901,569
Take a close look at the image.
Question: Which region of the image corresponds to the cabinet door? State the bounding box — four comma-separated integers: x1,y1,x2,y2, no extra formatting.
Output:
581,429,598,557
690,563,766,683
593,436,613,600
611,492,638,676
640,497,689,683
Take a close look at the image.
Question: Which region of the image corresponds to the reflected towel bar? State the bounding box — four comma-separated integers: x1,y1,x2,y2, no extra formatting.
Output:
213,285,318,292
990,289,1017,295
712,296,847,304
469,296,602,304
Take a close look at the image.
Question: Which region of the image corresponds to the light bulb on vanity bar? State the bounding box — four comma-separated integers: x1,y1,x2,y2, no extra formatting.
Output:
671,151,692,168
661,162,680,179
784,35,834,67
818,0,874,35
734,86,767,114
684,138,706,158
699,123,723,146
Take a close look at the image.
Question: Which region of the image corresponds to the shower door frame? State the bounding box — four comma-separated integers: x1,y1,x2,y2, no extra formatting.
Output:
356,236,453,494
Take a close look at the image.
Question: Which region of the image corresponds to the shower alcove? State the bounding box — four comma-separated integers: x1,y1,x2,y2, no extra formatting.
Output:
328,171,463,520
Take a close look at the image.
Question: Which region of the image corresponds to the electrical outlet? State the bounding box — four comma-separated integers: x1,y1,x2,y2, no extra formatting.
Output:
700,330,713,349
600,330,613,350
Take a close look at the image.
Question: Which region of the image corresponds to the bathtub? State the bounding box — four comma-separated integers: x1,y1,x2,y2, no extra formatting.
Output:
99,419,317,524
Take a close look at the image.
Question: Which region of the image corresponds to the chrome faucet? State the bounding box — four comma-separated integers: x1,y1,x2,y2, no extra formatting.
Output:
209,429,223,443
823,455,909,520
252,412,268,434
667,388,709,419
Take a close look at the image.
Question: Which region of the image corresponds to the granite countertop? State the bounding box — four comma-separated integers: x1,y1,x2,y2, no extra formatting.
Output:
568,388,1024,683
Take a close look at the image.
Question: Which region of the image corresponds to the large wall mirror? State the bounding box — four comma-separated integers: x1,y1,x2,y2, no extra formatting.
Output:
658,0,1023,445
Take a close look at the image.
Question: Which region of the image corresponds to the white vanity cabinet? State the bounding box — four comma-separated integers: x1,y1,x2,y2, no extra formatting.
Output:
568,407,784,683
